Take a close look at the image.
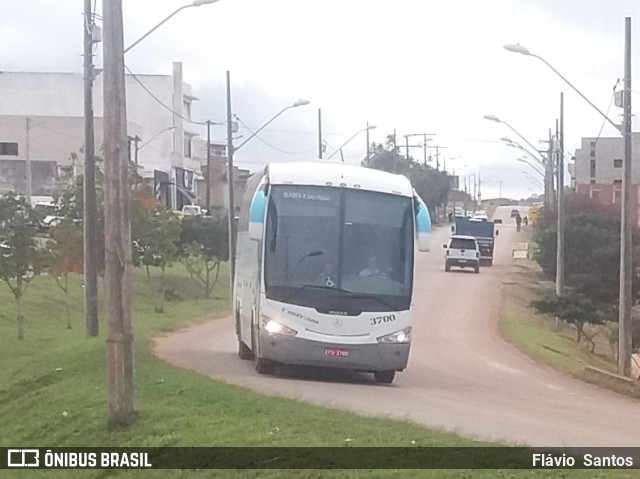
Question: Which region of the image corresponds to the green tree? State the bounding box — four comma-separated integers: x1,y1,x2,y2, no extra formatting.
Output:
531,292,603,344
532,194,640,308
179,214,229,299
0,194,50,339
47,219,84,329
132,208,182,313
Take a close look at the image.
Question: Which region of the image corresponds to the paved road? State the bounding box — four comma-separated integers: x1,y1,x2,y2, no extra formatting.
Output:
155,206,640,447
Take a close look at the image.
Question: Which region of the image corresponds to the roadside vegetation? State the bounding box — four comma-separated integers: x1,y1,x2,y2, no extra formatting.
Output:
500,194,640,396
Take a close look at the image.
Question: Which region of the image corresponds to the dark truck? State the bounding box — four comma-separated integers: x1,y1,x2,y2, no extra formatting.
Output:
451,218,498,266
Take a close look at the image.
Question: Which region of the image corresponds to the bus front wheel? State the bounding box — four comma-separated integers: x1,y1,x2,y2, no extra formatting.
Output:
255,357,275,375
374,370,395,384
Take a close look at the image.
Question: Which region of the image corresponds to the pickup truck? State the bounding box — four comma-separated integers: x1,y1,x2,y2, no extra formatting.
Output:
451,217,499,266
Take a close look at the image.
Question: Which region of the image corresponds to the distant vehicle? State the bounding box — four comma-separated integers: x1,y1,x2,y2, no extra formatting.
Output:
451,217,499,266
472,211,489,221
443,235,480,273
33,202,64,231
234,161,431,384
180,205,207,217
510,209,520,218
465,210,474,218
454,207,466,218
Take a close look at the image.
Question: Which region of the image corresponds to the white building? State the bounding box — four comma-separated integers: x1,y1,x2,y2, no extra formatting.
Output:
0,62,201,208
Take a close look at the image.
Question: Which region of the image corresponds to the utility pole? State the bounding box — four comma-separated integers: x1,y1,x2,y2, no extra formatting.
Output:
392,129,397,173
365,120,370,163
206,120,211,209
556,93,565,298
25,118,32,204
318,109,323,159
103,0,135,427
83,0,99,337
545,129,553,210
619,16,633,377
132,135,141,168
226,71,236,293
405,135,410,161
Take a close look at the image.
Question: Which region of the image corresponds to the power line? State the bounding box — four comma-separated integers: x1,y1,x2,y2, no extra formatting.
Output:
124,64,217,126
234,116,317,155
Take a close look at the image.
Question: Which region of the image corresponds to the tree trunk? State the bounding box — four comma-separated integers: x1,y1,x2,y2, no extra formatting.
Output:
576,320,584,343
65,274,72,329
16,294,24,340
156,265,166,314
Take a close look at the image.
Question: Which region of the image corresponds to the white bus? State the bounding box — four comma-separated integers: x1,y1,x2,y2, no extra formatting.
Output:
234,162,431,383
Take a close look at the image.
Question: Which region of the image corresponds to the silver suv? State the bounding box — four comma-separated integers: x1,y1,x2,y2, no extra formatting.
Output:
443,235,480,273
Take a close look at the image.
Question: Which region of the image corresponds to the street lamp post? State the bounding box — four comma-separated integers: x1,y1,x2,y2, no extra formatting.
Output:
517,157,545,177
83,0,219,337
504,31,633,376
326,125,377,161
124,0,219,54
485,115,551,206
225,75,309,289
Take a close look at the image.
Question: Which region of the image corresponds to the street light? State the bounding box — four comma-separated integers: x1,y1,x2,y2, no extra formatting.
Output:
326,125,377,160
83,0,220,338
124,0,220,54
504,44,620,132
517,157,545,177
225,88,310,288
486,115,552,208
234,99,310,152
501,137,546,167
505,33,633,377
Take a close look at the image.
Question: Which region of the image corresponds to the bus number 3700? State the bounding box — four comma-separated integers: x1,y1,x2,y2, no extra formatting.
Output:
370,314,396,326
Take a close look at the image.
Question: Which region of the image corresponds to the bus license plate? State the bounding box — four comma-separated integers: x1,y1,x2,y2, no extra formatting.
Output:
324,348,350,357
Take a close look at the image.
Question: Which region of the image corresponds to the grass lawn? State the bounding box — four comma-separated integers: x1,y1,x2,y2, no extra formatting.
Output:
1,264,635,478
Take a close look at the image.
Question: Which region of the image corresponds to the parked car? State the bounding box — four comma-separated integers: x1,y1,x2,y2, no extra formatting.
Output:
443,234,480,273
178,205,207,217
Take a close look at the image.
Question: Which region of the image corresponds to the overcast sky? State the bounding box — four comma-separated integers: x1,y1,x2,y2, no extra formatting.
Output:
2,0,640,199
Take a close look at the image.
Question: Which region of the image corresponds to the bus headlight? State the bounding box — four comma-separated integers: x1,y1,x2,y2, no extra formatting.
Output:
260,316,298,336
377,327,411,344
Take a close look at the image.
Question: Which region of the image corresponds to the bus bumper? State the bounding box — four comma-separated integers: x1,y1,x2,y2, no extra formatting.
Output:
258,331,410,372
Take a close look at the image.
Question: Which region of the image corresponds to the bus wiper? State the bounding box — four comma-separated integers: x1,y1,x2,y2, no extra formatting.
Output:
284,284,399,310
283,283,347,302
343,293,398,310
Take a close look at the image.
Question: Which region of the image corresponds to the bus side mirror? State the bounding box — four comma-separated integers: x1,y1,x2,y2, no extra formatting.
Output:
248,189,266,241
450,225,455,233
415,199,431,252
495,230,499,236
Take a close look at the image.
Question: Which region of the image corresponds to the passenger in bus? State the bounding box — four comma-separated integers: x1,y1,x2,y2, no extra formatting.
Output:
358,256,389,278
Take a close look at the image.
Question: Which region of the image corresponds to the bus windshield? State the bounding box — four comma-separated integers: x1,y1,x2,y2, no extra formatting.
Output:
264,185,414,312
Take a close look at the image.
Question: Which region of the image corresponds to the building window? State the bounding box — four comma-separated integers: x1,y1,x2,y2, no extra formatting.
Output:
590,159,596,178
184,137,192,158
590,179,596,184
590,188,601,200
614,159,623,168
0,142,19,155
614,179,622,185
589,141,596,158
614,189,622,203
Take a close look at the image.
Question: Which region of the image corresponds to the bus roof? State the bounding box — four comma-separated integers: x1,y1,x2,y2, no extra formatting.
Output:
266,161,414,197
